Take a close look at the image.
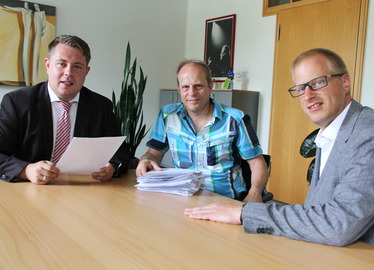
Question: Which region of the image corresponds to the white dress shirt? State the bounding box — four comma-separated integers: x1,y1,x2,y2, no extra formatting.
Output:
315,101,352,176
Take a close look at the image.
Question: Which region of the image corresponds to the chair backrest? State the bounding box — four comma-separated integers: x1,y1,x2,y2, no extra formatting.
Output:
240,154,273,202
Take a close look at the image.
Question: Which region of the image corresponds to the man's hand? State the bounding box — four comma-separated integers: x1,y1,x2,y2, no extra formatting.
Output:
136,148,165,177
19,161,60,184
184,203,243,225
91,162,114,182
136,158,162,177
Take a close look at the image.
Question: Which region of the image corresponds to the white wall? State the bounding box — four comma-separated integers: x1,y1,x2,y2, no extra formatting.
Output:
0,0,188,156
1,0,373,156
185,0,374,152
185,0,276,152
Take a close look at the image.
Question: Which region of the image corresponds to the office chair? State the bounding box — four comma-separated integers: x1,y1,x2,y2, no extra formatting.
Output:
240,154,273,203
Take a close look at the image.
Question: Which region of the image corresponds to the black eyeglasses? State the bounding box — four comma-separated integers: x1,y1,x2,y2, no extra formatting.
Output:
288,73,345,98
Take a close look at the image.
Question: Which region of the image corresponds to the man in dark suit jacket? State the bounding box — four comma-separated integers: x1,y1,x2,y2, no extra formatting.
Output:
184,48,374,246
0,35,129,184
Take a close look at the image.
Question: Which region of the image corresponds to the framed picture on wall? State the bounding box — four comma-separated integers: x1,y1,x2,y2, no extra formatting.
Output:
204,14,236,82
0,0,56,86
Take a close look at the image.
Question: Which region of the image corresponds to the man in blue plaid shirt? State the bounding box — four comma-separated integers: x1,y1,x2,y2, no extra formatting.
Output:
136,60,268,202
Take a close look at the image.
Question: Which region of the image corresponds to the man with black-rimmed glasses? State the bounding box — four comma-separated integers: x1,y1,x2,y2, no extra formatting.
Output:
184,48,374,247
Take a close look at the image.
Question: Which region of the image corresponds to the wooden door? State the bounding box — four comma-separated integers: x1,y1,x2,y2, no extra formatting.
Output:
267,0,368,204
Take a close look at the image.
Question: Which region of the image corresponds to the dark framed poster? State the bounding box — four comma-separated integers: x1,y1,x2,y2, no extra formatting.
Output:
204,14,236,81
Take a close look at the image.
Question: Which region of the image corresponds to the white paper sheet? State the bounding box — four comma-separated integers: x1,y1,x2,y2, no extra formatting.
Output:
56,136,126,174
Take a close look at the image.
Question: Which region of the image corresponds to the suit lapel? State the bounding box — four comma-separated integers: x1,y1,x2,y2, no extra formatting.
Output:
74,88,90,136
312,147,321,183
319,100,362,179
36,83,54,157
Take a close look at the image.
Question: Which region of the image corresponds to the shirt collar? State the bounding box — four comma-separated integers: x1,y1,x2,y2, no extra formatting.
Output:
177,99,222,121
315,101,352,146
47,82,80,103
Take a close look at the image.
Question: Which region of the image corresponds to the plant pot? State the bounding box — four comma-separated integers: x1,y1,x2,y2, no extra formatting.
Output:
129,157,139,169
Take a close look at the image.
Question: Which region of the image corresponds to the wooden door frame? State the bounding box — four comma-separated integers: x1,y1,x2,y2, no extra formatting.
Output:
353,0,369,101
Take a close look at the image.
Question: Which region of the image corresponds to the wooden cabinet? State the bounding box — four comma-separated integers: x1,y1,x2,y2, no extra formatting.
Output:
159,89,259,167
262,0,327,16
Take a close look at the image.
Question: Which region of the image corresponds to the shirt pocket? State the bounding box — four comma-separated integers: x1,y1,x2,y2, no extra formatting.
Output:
206,132,235,167
167,128,194,169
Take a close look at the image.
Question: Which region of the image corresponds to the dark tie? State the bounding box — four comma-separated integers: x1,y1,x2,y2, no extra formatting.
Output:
52,102,72,164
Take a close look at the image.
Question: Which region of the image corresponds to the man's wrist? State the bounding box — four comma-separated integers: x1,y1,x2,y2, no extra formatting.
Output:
109,161,121,177
248,187,262,195
141,156,154,163
140,157,149,162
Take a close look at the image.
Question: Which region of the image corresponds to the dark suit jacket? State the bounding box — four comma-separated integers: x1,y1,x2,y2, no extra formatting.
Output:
0,82,130,181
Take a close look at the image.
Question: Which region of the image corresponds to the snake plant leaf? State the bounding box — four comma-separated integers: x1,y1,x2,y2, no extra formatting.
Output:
123,42,131,77
112,42,151,158
300,128,319,158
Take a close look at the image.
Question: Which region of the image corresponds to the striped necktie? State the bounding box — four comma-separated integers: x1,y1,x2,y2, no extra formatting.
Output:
52,101,72,164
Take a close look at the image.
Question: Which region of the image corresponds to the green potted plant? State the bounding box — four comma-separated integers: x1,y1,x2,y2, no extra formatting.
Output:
112,42,150,168
300,128,319,184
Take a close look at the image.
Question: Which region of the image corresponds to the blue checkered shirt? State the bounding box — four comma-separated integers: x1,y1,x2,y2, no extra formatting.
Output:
146,101,263,198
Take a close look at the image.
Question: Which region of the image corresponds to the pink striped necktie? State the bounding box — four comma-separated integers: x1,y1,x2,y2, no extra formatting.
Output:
52,101,72,164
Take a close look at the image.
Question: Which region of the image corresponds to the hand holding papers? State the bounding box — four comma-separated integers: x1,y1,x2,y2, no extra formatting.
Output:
56,136,126,174
136,169,205,196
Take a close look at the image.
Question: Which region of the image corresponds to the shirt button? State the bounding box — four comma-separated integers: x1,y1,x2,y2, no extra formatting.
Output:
1,174,10,180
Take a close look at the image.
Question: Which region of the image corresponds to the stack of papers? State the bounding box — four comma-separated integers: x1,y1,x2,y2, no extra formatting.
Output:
136,169,205,196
